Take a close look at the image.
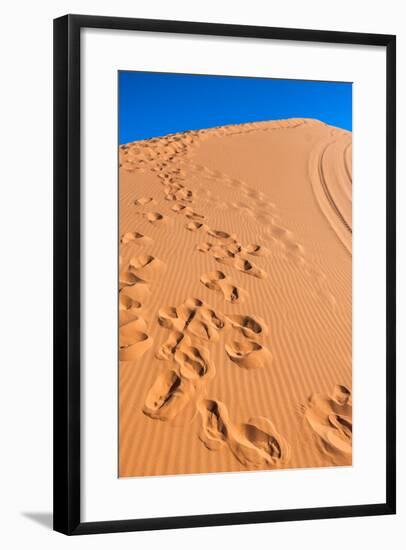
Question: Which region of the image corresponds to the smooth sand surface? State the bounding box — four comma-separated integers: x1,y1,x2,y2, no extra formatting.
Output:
118,118,352,477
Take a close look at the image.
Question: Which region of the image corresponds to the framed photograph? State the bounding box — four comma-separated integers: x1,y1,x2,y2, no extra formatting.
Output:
53,14,396,535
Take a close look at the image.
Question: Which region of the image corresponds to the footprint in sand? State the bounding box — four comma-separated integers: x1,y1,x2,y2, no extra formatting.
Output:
156,306,184,332
171,203,187,213
120,254,164,289
119,287,141,310
134,197,154,206
225,340,272,370
174,344,214,381
268,223,305,263
238,417,290,467
197,399,289,468
157,298,225,345
303,384,352,462
162,182,180,194
228,243,244,255
267,223,336,306
120,231,153,246
164,185,193,203
197,239,267,278
226,314,267,339
197,241,240,261
144,342,215,422
186,221,206,232
246,189,266,201
211,246,240,265
185,210,205,221
196,242,213,253
154,298,224,396
196,399,228,451
158,173,176,183
206,228,237,242
284,242,306,264
143,368,191,421
119,283,150,325
119,269,143,289
155,330,188,361
224,313,271,370
128,254,165,282
143,212,165,224
244,243,269,257
200,270,247,304
119,318,152,362
234,257,267,279
255,212,276,226
172,203,205,220
269,224,292,241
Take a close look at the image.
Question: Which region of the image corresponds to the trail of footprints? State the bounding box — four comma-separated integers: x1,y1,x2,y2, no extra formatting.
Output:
187,160,277,225
122,125,324,294
182,158,337,307
197,238,268,280
119,219,166,363
187,162,310,268
148,297,283,468
119,133,202,366
119,127,348,469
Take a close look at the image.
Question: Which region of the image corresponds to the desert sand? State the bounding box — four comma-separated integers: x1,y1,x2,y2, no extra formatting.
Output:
118,118,352,477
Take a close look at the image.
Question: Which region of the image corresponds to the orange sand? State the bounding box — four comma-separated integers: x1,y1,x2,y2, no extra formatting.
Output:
118,118,352,477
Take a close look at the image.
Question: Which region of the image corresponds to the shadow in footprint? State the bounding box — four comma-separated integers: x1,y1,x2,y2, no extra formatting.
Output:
234,258,266,279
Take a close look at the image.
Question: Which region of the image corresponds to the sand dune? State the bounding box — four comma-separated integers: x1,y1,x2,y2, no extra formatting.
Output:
118,118,352,477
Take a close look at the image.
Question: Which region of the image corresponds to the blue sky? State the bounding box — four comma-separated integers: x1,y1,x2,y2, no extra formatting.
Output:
119,71,352,144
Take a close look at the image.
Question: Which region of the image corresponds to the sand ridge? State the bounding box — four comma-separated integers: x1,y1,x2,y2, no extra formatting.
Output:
119,118,352,477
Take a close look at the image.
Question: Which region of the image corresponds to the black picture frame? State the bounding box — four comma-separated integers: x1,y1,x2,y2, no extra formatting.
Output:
53,14,396,536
